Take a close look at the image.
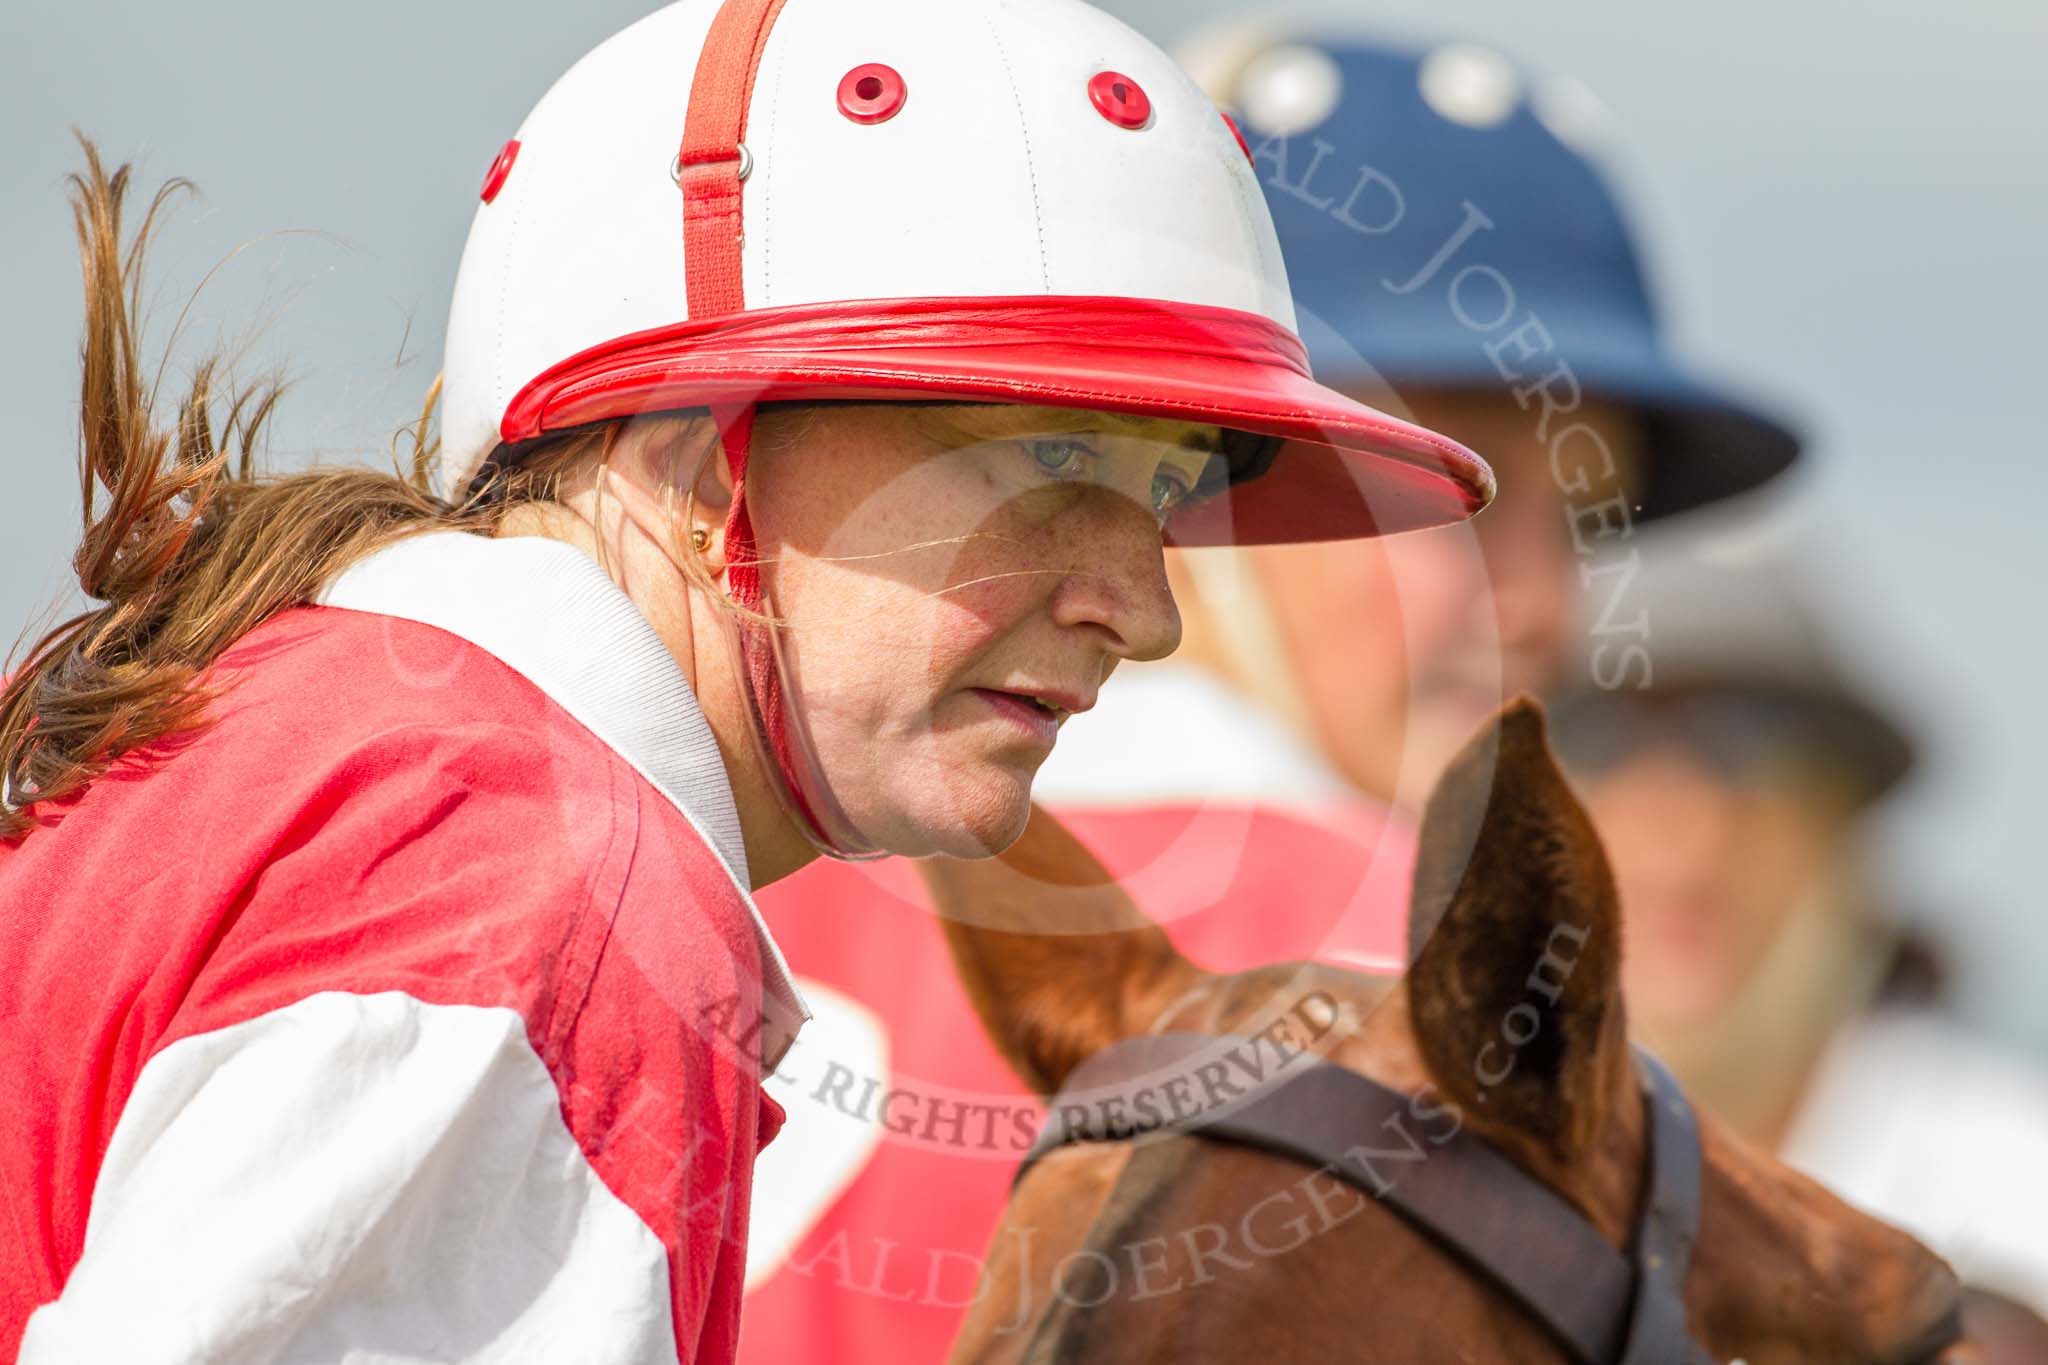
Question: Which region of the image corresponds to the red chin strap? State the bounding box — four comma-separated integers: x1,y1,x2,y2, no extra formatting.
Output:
707,401,795,809
711,396,887,860
681,0,874,858
711,401,763,613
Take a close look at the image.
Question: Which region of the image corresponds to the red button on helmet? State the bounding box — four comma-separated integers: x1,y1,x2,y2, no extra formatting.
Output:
478,139,520,204
837,62,907,124
1088,70,1152,129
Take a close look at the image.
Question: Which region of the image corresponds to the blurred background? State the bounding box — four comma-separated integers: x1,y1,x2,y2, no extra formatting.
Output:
2,0,2043,1075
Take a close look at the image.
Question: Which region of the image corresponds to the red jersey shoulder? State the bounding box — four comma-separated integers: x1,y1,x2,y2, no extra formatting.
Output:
174,605,665,1030
0,605,784,1361
0,605,664,1055
187,604,777,1075
209,603,614,770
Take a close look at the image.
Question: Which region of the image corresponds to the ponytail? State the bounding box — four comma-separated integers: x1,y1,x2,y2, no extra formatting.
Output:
0,141,496,838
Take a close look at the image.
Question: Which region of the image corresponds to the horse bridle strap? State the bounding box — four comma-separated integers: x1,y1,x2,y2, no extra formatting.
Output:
1018,1033,1711,1365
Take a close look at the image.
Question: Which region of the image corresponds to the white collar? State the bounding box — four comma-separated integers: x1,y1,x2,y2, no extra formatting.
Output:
317,531,809,1067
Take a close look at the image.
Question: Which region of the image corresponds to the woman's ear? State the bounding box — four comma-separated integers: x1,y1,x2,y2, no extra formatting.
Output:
602,415,733,578
1404,697,1627,1163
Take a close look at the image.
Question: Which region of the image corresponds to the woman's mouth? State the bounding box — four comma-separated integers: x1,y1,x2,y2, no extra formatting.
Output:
968,687,1065,747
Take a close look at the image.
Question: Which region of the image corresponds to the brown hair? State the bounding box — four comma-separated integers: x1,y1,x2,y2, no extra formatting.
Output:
0,142,604,840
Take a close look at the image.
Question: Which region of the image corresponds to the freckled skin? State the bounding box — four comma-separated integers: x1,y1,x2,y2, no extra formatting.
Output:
743,403,1219,861
513,401,1220,883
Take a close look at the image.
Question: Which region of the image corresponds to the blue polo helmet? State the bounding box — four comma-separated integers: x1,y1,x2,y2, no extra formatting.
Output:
1203,33,1801,519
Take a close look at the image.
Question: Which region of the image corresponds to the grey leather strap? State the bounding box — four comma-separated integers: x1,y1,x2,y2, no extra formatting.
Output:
1619,1051,1710,1365
1023,1033,1970,1364
1021,1033,1645,1365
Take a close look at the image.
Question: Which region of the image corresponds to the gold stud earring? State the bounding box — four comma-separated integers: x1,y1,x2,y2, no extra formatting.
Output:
690,527,711,553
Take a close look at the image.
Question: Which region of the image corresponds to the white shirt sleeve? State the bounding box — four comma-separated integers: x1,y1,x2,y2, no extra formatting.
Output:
21,990,680,1365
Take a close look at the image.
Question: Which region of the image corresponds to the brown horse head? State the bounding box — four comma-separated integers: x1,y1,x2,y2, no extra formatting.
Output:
926,699,1974,1364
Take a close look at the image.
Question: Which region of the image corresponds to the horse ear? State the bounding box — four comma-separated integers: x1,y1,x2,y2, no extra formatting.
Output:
918,806,1204,1096
1404,697,1627,1161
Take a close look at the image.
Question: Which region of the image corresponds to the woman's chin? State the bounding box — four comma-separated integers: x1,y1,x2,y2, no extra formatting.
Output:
921,813,1032,860
856,760,1036,860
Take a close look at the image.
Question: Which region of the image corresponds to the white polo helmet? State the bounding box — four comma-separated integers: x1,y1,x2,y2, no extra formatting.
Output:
436,0,1494,860
436,0,1492,549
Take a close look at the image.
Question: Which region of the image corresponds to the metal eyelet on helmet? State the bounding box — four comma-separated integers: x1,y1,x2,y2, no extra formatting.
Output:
672,143,753,185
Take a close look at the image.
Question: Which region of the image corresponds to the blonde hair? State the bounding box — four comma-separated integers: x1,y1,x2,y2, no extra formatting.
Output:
0,142,617,839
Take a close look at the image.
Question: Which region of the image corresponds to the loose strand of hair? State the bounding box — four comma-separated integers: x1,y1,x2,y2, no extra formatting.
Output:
0,140,468,840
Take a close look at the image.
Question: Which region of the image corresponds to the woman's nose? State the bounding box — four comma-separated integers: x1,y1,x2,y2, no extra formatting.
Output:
1046,489,1182,662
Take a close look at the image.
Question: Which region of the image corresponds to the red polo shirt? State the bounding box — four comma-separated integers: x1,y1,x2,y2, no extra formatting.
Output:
0,533,808,1364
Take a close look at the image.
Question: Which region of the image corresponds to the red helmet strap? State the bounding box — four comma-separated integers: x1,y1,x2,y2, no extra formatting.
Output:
678,0,789,318
681,0,787,613
675,0,860,855
708,394,835,855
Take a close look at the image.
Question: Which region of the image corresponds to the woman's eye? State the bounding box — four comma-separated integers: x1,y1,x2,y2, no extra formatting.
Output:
1027,437,1091,476
1152,469,1192,518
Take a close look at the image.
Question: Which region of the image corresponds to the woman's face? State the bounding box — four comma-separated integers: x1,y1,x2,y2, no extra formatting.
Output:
745,403,1220,858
